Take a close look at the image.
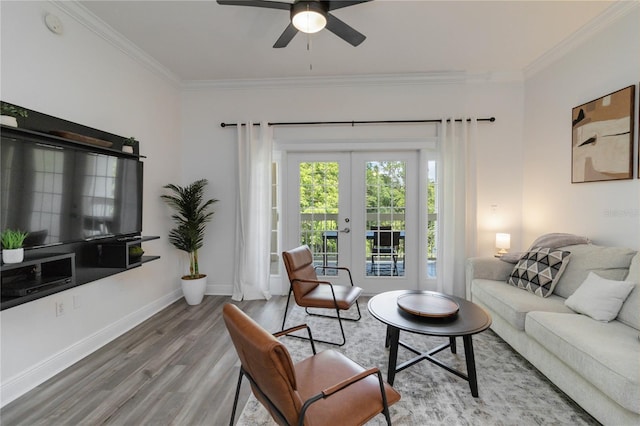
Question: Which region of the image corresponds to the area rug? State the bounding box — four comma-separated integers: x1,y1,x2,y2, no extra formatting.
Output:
237,302,598,425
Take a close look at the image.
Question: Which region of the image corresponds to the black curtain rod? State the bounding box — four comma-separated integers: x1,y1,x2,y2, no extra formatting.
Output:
220,117,495,128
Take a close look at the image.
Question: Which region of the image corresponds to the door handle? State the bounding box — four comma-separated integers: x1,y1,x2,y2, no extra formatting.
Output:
339,227,350,233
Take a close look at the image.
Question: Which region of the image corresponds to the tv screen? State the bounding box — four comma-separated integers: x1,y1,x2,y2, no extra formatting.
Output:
1,134,143,249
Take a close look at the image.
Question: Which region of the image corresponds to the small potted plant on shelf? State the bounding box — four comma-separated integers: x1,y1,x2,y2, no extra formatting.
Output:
128,245,145,263
1,229,28,264
1,102,28,127
161,179,218,305
122,136,138,154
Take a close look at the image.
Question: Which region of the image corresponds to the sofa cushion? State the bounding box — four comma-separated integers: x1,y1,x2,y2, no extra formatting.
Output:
618,253,640,330
507,247,571,297
626,253,640,283
564,272,634,322
525,311,640,414
553,244,636,299
472,279,573,330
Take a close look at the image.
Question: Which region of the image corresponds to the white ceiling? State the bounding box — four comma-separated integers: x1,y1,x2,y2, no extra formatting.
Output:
77,0,615,82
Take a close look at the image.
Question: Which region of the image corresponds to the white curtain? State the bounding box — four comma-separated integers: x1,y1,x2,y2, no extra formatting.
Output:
436,118,478,297
232,121,272,301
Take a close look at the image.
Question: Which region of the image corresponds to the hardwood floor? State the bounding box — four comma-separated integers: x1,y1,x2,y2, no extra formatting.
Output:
1,295,288,425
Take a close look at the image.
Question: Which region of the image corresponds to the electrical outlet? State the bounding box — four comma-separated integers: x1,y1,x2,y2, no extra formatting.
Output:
55,301,65,317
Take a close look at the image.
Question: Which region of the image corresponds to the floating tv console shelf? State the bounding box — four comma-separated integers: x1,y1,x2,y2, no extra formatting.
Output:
1,253,76,309
0,235,161,311
0,103,160,311
99,236,161,269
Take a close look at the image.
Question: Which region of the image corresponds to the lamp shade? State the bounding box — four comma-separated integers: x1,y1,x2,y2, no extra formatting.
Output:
291,1,327,34
496,233,511,253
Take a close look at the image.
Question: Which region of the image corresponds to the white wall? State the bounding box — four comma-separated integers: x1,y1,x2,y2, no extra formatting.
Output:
468,80,525,251
523,7,640,250
181,76,525,295
0,1,183,405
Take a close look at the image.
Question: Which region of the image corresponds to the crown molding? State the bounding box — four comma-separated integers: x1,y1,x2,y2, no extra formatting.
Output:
181,72,468,90
465,71,524,84
524,1,639,79
181,71,525,90
182,70,525,91
50,1,182,87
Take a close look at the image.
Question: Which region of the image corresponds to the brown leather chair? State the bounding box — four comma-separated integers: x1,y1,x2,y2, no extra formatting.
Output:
282,245,362,346
222,303,401,426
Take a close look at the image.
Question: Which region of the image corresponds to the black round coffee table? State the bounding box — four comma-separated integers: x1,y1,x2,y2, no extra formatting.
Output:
368,290,491,397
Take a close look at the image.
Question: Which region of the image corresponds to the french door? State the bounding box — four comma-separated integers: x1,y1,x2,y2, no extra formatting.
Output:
285,151,420,293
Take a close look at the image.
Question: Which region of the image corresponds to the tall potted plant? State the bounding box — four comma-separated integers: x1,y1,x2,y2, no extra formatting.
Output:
161,179,218,305
1,229,28,264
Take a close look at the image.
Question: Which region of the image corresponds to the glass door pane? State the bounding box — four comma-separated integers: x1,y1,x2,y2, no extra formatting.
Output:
298,161,340,275
351,151,418,293
365,161,406,277
426,159,437,279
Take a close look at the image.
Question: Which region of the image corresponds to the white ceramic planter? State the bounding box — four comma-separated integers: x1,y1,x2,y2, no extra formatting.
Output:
181,275,207,305
1,115,18,127
3,248,24,264
122,145,134,154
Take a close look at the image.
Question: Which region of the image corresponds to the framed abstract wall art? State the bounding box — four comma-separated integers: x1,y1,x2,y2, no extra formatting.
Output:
571,85,635,183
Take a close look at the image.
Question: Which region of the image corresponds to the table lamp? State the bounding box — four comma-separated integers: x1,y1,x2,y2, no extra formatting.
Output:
495,233,511,257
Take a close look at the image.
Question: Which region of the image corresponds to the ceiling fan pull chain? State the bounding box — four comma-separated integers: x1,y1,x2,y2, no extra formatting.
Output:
307,32,313,71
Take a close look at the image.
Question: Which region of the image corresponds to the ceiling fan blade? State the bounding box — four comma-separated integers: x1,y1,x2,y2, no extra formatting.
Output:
273,23,299,48
325,13,366,46
326,0,371,11
216,0,290,11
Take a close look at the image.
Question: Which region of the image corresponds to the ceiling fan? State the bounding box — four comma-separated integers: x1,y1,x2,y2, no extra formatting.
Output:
216,0,371,48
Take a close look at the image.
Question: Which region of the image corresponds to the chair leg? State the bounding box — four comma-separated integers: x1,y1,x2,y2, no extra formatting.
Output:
287,311,347,346
286,300,361,347
376,370,393,425
280,288,293,331
300,300,361,346
392,254,398,276
372,254,383,275
333,305,348,346
304,298,362,322
282,289,346,345
229,368,245,426
372,253,401,276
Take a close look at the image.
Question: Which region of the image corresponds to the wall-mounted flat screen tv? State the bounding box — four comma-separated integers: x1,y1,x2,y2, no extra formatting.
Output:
1,134,143,249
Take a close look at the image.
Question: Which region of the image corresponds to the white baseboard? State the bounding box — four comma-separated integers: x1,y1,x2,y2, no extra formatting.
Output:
206,283,233,295
206,281,285,297
0,289,182,407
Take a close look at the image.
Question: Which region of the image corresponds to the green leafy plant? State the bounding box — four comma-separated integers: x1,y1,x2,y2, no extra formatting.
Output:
0,102,28,118
1,229,28,249
161,179,218,279
123,136,138,147
129,246,144,259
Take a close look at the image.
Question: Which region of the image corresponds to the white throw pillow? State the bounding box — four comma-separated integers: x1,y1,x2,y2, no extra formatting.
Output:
565,272,635,322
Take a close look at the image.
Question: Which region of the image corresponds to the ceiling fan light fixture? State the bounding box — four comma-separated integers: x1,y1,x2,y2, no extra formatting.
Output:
291,1,327,34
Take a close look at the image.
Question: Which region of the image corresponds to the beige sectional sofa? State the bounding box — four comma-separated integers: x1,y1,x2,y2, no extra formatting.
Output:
466,244,639,425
